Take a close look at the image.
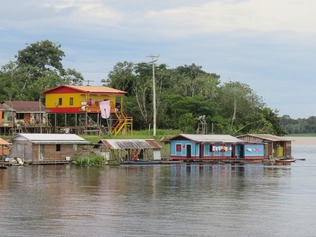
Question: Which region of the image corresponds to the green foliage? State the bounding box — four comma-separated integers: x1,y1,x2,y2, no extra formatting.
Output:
0,40,84,101
0,40,287,135
104,61,284,135
16,40,65,78
281,115,316,134
74,155,106,166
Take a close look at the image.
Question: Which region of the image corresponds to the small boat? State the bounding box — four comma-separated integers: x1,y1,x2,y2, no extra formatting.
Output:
275,158,296,164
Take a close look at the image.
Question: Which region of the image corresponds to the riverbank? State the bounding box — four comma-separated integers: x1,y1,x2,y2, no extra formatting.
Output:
288,136,316,145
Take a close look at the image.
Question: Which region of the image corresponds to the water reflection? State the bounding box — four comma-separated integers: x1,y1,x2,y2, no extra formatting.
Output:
0,146,315,237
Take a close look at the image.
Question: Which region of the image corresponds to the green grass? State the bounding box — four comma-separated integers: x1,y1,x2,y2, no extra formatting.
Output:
1,129,180,143
81,129,181,143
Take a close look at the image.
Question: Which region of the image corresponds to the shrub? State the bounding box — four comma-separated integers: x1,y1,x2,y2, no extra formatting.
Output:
74,154,106,166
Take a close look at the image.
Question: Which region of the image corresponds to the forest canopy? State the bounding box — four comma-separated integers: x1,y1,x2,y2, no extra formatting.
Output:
0,40,288,135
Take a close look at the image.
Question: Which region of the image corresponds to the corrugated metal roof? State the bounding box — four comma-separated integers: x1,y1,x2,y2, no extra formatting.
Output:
237,134,293,142
100,139,161,150
12,133,91,144
32,141,90,145
42,84,126,95
162,134,244,143
4,101,49,113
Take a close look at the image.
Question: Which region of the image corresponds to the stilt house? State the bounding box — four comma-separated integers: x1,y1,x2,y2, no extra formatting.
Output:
41,85,133,135
0,101,49,135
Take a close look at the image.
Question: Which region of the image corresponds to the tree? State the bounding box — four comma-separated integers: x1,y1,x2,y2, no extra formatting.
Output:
217,81,265,134
170,64,220,98
103,61,285,134
16,40,65,78
0,40,84,101
102,61,137,95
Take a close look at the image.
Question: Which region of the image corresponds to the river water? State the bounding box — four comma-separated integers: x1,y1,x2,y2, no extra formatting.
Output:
0,137,316,237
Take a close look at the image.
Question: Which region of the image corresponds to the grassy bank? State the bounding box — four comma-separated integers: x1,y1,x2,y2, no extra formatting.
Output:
1,129,181,143
81,129,181,143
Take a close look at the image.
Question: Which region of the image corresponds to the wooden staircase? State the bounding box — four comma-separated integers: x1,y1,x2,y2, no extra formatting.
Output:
111,111,133,136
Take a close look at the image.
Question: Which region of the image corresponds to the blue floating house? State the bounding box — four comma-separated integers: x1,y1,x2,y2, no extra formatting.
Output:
237,134,293,159
162,134,265,161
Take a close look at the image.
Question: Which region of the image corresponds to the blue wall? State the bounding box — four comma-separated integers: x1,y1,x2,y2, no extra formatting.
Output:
244,144,264,157
170,140,242,158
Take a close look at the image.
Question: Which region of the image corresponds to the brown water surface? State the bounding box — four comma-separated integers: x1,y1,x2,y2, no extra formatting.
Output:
0,138,316,236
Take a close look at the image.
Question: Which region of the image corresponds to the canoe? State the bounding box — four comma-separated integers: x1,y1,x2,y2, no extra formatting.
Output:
275,159,296,164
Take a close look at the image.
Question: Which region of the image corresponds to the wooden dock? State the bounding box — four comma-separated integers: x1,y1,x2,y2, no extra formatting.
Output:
30,160,72,165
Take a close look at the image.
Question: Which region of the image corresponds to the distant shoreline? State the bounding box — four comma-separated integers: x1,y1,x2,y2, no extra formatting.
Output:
288,137,316,145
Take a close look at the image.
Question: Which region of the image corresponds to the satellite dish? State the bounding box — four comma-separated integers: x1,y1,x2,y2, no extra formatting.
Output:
81,105,86,111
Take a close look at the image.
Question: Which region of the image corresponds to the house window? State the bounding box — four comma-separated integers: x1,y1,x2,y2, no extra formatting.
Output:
16,113,24,119
58,98,63,106
209,145,213,152
69,97,73,106
176,144,182,152
56,144,61,152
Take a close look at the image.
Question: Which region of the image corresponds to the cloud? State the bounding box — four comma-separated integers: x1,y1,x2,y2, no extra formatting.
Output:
1,0,316,118
2,0,316,39
128,0,316,38
44,0,122,27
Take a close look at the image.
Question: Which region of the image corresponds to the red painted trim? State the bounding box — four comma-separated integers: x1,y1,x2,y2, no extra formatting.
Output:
47,106,117,114
42,85,126,95
169,155,239,161
244,156,264,159
47,87,80,94
48,107,82,113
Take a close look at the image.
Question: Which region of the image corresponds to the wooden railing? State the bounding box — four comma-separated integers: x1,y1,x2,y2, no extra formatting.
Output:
111,111,133,136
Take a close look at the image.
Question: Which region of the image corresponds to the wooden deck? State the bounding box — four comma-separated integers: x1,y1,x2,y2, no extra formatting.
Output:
30,160,72,165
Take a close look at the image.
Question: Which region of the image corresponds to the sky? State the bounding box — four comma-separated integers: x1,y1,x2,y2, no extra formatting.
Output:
1,0,316,119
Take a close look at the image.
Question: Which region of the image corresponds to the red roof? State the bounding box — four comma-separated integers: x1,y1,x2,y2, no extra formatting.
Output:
0,137,11,145
41,84,127,95
0,104,8,111
3,101,48,112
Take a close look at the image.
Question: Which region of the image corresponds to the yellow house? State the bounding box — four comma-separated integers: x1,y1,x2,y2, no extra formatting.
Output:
41,85,132,136
42,85,126,114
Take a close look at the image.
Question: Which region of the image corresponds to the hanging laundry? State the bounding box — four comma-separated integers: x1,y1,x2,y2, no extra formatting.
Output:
100,100,111,119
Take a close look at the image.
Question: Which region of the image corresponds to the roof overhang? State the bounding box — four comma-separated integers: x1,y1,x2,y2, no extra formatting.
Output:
32,141,91,145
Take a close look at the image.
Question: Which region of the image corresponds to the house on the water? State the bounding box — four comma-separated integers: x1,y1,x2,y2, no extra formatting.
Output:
0,137,11,158
0,103,13,135
41,84,133,136
237,134,293,159
162,134,265,161
97,139,162,162
10,133,91,164
0,101,50,135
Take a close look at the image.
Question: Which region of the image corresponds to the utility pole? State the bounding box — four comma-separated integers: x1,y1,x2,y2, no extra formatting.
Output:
83,80,94,86
147,55,159,137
